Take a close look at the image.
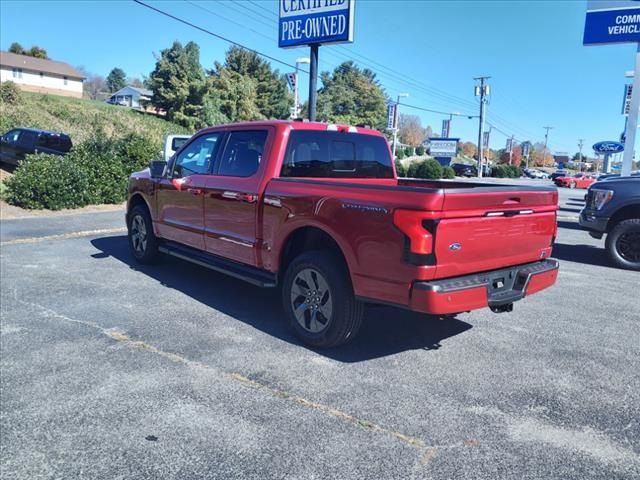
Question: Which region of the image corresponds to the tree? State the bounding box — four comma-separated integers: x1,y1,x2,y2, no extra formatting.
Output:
316,61,387,129
8,42,25,55
460,141,477,158
106,68,127,93
27,46,48,59
148,41,207,129
499,145,522,166
208,68,260,122
127,77,145,89
8,42,48,59
398,113,426,146
210,46,291,120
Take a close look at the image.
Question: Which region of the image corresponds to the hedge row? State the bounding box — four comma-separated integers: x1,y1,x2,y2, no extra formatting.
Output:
491,164,522,178
5,129,158,210
395,159,455,180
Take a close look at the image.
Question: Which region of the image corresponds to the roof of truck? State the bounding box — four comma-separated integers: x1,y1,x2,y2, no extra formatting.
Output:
198,120,385,137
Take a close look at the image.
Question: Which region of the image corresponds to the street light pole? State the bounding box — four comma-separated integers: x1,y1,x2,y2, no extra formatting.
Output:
578,138,584,164
392,93,409,158
293,57,310,118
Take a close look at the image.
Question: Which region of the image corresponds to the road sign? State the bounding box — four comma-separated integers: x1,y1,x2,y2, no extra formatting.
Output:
286,72,297,91
593,141,625,153
387,103,396,129
584,0,640,46
279,0,355,48
441,119,450,138
622,83,633,115
429,138,459,157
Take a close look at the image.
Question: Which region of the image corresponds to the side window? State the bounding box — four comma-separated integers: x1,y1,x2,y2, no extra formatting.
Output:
17,130,37,148
172,133,220,179
3,129,22,144
218,130,267,177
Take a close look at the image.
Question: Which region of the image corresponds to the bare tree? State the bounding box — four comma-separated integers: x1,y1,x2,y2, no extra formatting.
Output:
398,113,426,146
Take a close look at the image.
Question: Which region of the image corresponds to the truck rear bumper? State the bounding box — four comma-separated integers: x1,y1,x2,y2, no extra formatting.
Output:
409,259,559,315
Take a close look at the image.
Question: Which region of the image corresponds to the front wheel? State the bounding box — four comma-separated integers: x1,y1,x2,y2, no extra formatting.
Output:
128,204,159,264
606,219,640,271
282,251,363,348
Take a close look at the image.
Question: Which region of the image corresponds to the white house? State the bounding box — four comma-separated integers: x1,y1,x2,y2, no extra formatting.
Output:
108,86,153,109
0,51,84,98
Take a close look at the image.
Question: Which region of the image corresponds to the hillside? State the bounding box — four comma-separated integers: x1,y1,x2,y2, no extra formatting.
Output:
0,91,189,148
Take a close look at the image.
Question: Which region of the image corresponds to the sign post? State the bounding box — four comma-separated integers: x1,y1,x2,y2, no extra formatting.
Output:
279,0,355,122
584,0,640,176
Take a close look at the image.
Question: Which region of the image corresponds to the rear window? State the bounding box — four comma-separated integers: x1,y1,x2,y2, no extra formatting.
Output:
281,130,393,178
37,133,72,152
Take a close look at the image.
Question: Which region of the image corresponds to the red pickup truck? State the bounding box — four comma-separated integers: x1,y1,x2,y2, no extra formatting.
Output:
127,121,559,347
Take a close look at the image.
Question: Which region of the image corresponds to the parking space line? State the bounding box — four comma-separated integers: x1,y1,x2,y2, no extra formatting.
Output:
0,227,127,246
13,296,478,464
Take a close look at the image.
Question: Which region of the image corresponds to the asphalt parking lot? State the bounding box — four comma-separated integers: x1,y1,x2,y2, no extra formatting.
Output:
1,181,638,479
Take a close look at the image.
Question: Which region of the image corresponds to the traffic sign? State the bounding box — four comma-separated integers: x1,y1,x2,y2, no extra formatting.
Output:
286,72,297,91
584,0,640,46
593,141,625,153
279,0,355,48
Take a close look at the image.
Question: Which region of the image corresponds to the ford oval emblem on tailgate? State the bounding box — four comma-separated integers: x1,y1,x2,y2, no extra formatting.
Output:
449,243,462,251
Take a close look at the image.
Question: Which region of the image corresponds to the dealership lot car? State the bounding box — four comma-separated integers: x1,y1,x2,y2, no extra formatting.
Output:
0,127,72,166
554,172,595,189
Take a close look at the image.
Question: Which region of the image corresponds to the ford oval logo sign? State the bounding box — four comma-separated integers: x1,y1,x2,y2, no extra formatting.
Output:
449,243,462,251
592,141,624,154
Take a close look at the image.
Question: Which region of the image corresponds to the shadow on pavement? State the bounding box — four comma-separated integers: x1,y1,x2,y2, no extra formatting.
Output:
556,220,583,231
566,201,585,207
552,242,612,268
569,197,586,202
91,235,472,362
559,206,582,214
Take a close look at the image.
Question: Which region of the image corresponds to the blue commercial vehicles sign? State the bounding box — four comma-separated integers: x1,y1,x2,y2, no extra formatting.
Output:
279,0,355,48
584,0,640,45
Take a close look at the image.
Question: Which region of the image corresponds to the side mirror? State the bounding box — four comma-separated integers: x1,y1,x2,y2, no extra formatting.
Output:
149,160,167,179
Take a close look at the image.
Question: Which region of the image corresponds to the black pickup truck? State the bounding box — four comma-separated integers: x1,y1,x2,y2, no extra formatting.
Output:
579,177,640,271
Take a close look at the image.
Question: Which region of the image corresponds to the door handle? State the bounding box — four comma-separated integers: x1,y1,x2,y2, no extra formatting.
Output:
222,191,257,203
187,188,203,196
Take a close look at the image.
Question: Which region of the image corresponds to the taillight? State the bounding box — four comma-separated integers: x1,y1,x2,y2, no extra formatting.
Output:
393,209,434,254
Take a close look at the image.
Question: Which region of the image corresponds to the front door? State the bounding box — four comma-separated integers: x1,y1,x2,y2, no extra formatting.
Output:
204,129,271,266
156,132,222,251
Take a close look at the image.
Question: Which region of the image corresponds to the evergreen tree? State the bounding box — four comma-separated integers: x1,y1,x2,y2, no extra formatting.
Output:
106,68,127,93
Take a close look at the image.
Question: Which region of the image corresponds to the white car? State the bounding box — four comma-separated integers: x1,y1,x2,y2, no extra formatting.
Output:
162,134,191,163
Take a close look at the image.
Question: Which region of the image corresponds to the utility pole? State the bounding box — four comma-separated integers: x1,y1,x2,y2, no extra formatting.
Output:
542,126,553,168
392,93,409,158
293,57,310,119
508,135,515,165
474,76,491,177
578,139,584,164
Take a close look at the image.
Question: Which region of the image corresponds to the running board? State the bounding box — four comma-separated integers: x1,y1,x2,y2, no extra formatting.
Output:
158,241,277,288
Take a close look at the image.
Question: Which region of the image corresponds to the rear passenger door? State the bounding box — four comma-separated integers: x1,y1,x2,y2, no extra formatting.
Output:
203,128,271,266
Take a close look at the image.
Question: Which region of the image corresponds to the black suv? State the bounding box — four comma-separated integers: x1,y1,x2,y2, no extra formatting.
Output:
451,163,477,177
0,128,72,166
579,177,640,271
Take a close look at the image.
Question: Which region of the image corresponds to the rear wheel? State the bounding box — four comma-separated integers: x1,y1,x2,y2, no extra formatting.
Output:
128,204,159,264
282,251,363,348
605,218,640,271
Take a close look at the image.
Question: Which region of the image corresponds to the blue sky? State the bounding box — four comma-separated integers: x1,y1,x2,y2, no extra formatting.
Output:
0,0,636,156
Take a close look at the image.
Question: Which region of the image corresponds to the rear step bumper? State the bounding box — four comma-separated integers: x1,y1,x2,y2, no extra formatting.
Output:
410,259,559,315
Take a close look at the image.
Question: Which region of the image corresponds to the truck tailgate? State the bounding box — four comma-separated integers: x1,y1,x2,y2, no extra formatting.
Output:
433,189,557,278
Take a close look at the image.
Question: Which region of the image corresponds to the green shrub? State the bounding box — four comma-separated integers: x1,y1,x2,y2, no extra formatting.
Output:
442,166,455,179
507,165,522,178
415,145,425,156
395,149,405,160
414,159,443,179
404,146,414,157
407,161,418,177
491,165,507,178
0,81,22,105
395,160,406,177
6,154,93,210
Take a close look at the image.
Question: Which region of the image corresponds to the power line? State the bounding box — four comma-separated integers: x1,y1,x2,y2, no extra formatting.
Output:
132,0,307,73
399,102,477,118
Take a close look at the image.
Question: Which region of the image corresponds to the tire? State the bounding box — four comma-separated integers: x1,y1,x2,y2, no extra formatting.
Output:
282,251,364,348
605,218,640,271
127,204,159,264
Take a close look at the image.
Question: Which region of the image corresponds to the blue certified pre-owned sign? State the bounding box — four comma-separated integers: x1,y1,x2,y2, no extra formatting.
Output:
584,0,640,45
593,141,625,153
279,0,355,48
